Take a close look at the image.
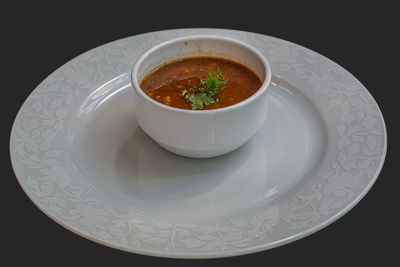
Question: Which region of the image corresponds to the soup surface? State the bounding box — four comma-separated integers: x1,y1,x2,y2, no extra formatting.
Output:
140,57,262,110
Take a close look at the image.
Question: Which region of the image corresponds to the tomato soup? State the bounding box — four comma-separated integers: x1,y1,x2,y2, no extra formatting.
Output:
140,57,262,110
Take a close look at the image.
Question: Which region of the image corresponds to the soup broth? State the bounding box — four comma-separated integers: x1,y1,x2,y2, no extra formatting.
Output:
140,57,262,110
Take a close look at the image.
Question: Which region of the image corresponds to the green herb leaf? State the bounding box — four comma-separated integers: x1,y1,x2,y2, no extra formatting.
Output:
188,93,208,110
181,68,226,110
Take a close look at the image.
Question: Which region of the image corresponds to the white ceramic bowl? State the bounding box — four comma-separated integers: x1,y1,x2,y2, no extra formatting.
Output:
131,35,272,158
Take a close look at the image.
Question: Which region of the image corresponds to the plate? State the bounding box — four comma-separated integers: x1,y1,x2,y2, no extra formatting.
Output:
10,29,387,258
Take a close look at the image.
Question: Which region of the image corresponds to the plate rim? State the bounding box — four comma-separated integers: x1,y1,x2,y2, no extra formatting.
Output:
9,28,387,258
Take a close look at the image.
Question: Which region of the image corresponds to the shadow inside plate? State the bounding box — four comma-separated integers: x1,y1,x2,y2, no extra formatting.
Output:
113,118,252,202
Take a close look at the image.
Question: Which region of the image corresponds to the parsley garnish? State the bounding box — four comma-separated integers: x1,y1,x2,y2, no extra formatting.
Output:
181,68,227,110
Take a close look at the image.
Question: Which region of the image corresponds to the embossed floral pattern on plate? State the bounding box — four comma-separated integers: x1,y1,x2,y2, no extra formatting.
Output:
10,29,386,258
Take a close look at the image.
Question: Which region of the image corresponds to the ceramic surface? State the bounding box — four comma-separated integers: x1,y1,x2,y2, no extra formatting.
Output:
10,29,386,258
131,35,271,158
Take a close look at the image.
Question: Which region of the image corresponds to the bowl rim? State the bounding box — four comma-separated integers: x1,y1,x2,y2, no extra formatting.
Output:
131,35,272,114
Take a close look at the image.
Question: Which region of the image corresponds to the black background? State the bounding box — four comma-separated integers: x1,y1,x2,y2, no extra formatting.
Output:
3,1,398,266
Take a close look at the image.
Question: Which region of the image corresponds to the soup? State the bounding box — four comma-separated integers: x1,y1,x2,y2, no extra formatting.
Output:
140,57,262,110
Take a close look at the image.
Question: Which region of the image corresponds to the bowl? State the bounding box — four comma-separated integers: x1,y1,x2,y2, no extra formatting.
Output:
131,35,272,158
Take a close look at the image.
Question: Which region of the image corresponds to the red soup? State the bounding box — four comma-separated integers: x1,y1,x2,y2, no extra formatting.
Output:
140,57,262,110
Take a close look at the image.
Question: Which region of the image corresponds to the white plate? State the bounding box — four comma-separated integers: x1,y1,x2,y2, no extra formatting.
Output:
10,29,387,258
